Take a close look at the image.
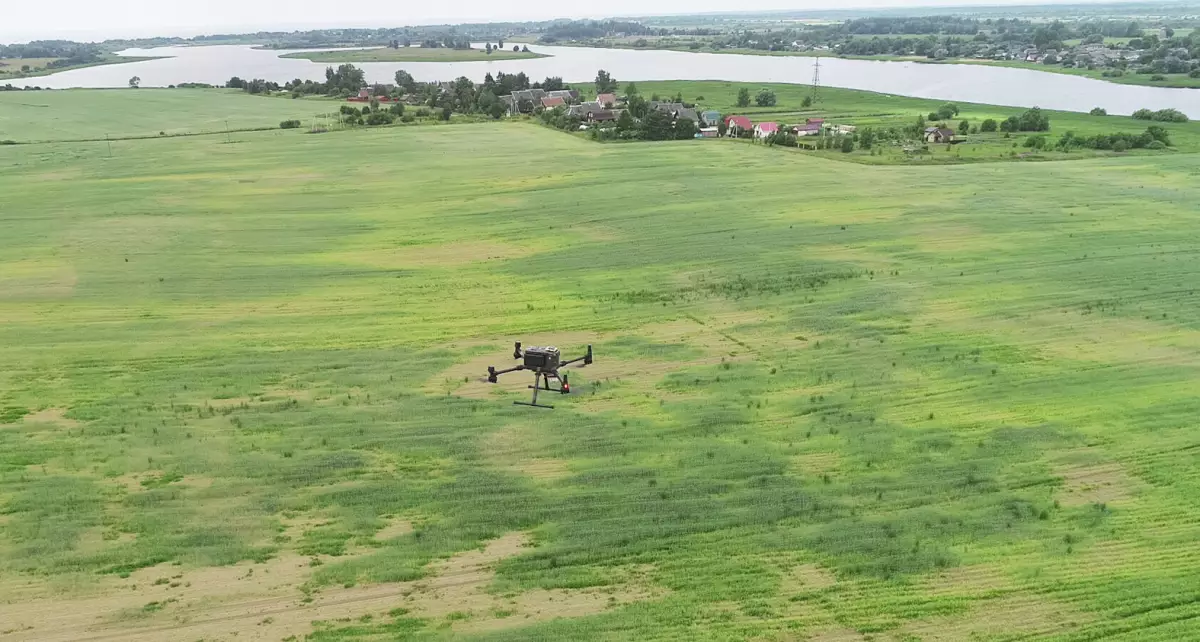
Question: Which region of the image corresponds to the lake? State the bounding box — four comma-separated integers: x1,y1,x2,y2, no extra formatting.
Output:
26,43,1200,117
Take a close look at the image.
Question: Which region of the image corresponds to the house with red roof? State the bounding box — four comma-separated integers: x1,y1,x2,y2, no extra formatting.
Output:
754,122,780,139
541,96,566,109
596,93,617,108
725,115,752,137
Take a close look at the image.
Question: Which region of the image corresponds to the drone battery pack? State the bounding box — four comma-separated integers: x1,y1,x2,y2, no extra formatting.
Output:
523,346,561,371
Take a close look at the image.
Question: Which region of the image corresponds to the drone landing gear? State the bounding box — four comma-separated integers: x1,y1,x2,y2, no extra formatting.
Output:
513,372,570,409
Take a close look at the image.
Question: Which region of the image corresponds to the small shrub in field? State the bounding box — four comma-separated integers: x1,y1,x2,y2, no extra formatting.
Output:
280,120,301,129
0,139,16,145
400,115,414,123
1150,74,1166,81
415,108,430,118
1089,107,1107,116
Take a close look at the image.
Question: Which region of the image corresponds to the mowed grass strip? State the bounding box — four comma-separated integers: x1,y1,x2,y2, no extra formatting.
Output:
1,116,1199,640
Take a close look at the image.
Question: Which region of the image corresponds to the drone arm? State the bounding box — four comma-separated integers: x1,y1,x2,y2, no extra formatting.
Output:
560,345,594,369
487,364,525,383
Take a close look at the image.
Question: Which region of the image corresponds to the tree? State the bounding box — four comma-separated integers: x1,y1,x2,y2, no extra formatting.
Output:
486,43,493,54
840,136,855,153
616,110,635,132
736,88,751,108
369,97,380,113
674,118,698,140
641,109,675,141
625,82,639,97
959,119,970,135
859,128,876,149
755,89,777,107
440,107,452,121
627,95,649,119
595,69,617,94
1023,135,1047,150
128,76,141,89
801,96,813,108
498,40,505,49
227,76,246,89
389,102,405,116
488,101,506,119
1089,107,1108,116
980,118,998,132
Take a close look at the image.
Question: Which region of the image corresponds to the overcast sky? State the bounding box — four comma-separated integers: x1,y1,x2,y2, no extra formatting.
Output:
4,0,1118,44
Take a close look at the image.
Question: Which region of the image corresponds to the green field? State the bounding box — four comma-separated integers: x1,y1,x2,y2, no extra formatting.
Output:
0,55,162,82
3,89,1200,641
637,81,1200,164
0,89,337,142
282,47,545,63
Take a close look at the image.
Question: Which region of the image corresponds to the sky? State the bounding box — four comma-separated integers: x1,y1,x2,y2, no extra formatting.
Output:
3,0,1123,44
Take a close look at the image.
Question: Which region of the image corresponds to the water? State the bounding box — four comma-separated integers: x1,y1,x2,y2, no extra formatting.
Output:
25,43,1200,117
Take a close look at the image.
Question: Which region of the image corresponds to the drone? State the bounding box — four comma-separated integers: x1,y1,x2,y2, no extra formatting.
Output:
487,342,594,409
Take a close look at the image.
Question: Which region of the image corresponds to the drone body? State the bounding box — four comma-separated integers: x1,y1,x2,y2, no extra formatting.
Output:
487,342,594,409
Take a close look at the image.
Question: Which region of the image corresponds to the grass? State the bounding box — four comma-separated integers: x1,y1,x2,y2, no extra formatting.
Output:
2,88,1200,640
635,81,1200,164
0,55,163,82
0,88,340,142
281,47,546,63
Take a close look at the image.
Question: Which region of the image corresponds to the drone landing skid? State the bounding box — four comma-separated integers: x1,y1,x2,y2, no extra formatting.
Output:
514,371,564,409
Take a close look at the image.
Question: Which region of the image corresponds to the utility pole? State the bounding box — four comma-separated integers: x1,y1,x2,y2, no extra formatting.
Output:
811,57,822,104
106,134,112,158
225,120,231,144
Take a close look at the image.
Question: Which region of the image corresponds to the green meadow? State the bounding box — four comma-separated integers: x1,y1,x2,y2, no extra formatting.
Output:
2,88,1200,641
0,89,334,142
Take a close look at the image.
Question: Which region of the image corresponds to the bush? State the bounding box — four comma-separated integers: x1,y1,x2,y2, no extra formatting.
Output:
414,108,430,118
840,136,855,153
1150,74,1166,81
1089,107,1107,116
400,115,414,123
980,119,998,132
439,107,452,121
279,119,301,129
365,112,395,126
1146,140,1167,150
801,96,813,108
1023,135,1047,150
1133,108,1188,122
755,89,777,107
1191,69,1200,78
1113,139,1129,152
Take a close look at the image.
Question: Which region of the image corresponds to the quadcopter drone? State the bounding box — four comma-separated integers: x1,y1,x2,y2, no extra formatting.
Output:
487,342,594,409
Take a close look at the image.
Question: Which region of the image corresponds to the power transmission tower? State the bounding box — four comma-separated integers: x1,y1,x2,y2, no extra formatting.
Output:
811,57,822,104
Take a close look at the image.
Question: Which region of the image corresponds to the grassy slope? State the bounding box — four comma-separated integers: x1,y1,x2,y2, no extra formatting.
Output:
3,117,1200,640
0,89,338,142
282,48,545,63
636,81,1200,163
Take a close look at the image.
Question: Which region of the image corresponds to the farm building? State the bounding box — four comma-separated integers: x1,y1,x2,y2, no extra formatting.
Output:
754,122,780,139
541,96,566,109
698,127,720,138
793,122,822,137
725,115,753,137
925,127,957,143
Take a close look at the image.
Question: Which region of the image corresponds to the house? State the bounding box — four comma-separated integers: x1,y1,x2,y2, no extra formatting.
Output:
725,115,753,137
588,109,617,123
512,88,547,105
541,96,566,109
701,110,722,127
793,122,822,137
754,122,780,139
925,127,956,143
568,101,607,119
698,127,720,138
546,89,579,103
833,124,857,135
596,93,617,107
